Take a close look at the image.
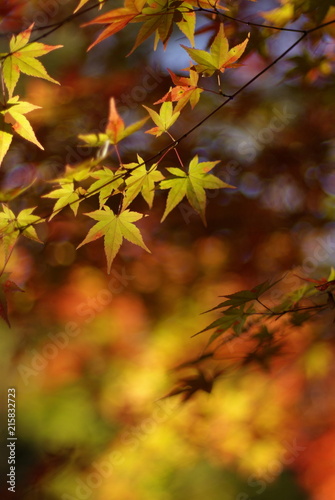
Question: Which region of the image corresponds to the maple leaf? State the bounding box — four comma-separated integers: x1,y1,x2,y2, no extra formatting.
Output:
122,155,165,210
82,0,146,51
106,97,149,144
77,207,150,273
0,96,44,161
162,369,215,402
176,2,196,47
58,163,93,183
129,0,197,55
0,130,13,167
0,272,24,327
160,155,234,225
143,101,180,137
1,23,62,98
87,167,125,207
155,69,202,111
182,24,250,77
201,304,253,346
204,277,285,314
261,2,295,27
77,132,109,148
79,97,148,147
129,0,175,54
0,205,43,263
43,182,86,220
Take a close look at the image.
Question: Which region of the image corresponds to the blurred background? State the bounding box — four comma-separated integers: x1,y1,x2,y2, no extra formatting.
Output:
1,0,335,499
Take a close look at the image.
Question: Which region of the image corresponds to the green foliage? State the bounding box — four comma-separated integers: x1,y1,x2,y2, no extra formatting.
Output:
0,205,42,261
1,24,62,98
160,155,234,224
77,207,150,272
181,24,250,77
122,156,164,209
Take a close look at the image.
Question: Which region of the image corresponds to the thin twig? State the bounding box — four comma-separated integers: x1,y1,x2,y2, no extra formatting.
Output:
0,0,112,59
166,132,184,168
196,7,307,33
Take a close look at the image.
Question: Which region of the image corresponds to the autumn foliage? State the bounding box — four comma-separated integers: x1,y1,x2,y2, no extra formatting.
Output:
1,1,335,499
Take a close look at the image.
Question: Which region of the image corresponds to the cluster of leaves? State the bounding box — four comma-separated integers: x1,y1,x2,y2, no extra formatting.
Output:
165,270,335,401
0,0,250,324
0,0,334,337
0,24,62,163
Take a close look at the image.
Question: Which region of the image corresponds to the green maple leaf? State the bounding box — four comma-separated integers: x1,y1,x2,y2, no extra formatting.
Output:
0,96,44,157
43,182,86,220
143,101,180,137
260,2,294,27
1,23,62,98
199,304,253,342
182,24,250,77
160,155,234,225
0,130,13,167
0,96,48,165
77,207,151,272
87,167,125,207
129,0,200,54
206,277,285,312
122,155,165,210
0,205,43,261
129,0,175,54
176,2,196,47
56,163,93,183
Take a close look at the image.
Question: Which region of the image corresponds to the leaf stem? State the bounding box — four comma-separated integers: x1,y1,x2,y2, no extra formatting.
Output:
114,143,123,169
166,131,184,168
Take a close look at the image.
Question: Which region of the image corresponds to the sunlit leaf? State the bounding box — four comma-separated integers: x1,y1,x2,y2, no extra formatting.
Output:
261,2,295,27
0,97,45,162
78,206,150,272
2,24,62,97
182,24,250,76
143,101,180,137
122,155,164,209
176,2,195,46
88,167,125,207
160,155,234,224
0,205,43,261
155,69,202,111
43,182,86,220
82,0,146,50
0,131,13,166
